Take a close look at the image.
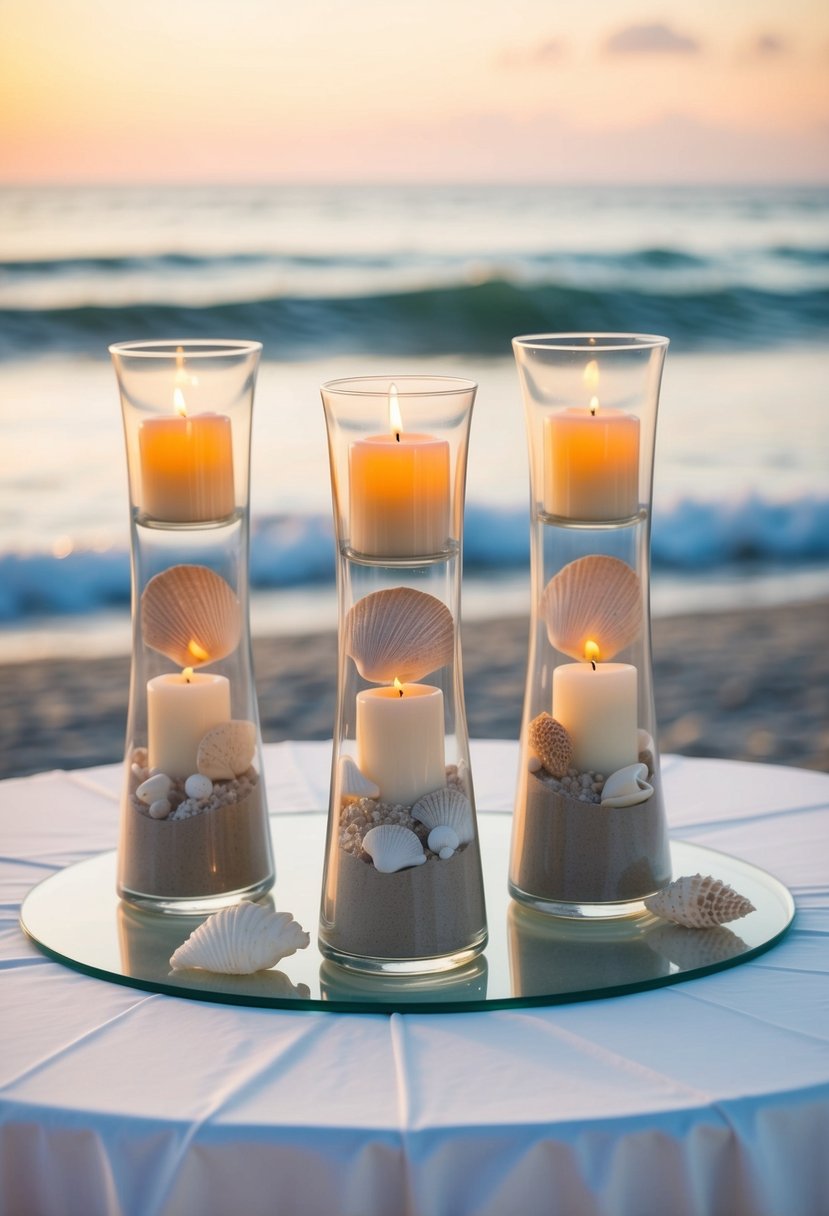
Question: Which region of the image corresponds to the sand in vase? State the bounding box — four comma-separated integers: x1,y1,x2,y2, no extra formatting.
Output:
511,771,671,905
119,763,272,901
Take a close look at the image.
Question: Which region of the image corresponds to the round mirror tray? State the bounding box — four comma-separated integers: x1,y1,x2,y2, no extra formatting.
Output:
21,813,794,1014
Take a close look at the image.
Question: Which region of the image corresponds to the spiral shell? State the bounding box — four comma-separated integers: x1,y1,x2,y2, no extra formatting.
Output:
338,754,380,800
648,923,747,968
345,587,454,684
541,555,642,661
644,874,755,928
362,824,426,873
412,787,474,845
196,720,256,780
169,902,310,974
528,713,573,778
600,762,654,808
142,564,241,667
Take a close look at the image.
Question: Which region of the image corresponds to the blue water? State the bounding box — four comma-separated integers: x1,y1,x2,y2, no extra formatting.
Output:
1,183,827,656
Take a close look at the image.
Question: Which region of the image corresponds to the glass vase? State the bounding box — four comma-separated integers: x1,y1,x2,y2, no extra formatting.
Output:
319,376,487,973
111,339,274,914
509,334,672,918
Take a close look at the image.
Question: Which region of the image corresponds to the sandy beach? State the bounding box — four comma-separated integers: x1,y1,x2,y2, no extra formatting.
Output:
1,597,826,781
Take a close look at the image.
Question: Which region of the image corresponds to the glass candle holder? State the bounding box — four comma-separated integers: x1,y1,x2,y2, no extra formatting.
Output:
111,340,274,914
509,334,672,918
319,376,488,974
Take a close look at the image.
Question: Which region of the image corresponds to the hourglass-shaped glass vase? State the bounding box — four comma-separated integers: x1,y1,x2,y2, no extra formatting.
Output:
319,376,487,974
509,334,672,918
111,340,274,914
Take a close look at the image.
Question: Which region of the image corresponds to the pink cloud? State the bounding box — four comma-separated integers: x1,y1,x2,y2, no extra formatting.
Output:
605,23,701,55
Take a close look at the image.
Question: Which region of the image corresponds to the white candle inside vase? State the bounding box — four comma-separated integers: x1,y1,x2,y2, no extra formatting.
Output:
147,669,231,778
552,643,638,775
356,680,445,805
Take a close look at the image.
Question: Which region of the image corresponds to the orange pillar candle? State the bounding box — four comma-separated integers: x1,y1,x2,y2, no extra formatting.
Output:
349,386,450,558
138,410,235,523
544,405,639,521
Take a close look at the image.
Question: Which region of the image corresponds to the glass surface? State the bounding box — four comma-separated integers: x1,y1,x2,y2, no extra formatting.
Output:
20,813,794,1013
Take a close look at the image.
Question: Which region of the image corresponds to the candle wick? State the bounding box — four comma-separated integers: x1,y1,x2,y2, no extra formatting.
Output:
591,660,597,671
398,685,404,697
395,431,400,443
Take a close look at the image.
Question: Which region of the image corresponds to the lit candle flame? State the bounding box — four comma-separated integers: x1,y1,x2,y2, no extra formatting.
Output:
389,383,403,441
173,386,188,417
187,639,210,663
589,395,599,416
585,359,600,415
584,640,600,666
393,676,404,697
182,666,194,683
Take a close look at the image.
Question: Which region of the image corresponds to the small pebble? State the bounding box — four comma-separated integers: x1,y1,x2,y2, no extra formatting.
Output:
438,846,455,860
185,773,213,800
149,798,171,819
528,754,542,773
137,773,173,804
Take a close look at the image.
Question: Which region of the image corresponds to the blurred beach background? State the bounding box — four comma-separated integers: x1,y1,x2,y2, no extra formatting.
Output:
0,2,827,779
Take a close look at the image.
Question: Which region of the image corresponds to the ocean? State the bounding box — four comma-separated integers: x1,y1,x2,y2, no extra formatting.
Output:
1,183,827,661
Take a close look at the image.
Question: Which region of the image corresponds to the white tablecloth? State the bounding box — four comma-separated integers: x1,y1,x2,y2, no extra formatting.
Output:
1,743,828,1216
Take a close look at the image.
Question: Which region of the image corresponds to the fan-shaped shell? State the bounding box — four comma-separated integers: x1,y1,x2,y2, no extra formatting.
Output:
169,902,310,974
644,874,755,928
541,555,642,661
362,824,426,873
601,762,654,808
427,825,459,855
142,564,241,667
528,713,573,778
338,754,380,800
196,720,256,780
345,587,454,684
412,787,474,845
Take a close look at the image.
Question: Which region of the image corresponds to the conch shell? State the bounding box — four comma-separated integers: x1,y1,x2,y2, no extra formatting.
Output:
644,874,755,928
600,762,654,807
541,555,642,660
142,564,241,667
197,720,256,780
169,902,309,974
345,587,454,684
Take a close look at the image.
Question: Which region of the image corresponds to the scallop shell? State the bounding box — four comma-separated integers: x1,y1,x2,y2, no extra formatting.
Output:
345,587,454,684
427,825,460,855
528,713,573,778
362,824,426,873
541,555,642,661
169,902,310,974
197,720,256,780
600,762,654,808
338,754,380,800
644,874,755,928
142,564,241,667
412,787,474,845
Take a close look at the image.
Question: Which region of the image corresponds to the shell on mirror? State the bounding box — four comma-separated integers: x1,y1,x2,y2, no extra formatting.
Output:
338,754,380,800
601,762,654,808
541,555,642,661
196,720,256,780
142,564,241,667
362,824,426,873
644,874,755,928
412,787,474,845
169,902,310,974
647,923,747,969
345,587,454,684
528,713,573,778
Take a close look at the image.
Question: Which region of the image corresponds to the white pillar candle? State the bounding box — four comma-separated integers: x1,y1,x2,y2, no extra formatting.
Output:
147,670,231,778
349,387,450,558
553,660,638,776
356,683,446,805
544,406,639,521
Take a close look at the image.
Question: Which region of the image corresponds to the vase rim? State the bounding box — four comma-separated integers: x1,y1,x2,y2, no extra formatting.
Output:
321,374,477,396
109,339,263,359
512,333,669,352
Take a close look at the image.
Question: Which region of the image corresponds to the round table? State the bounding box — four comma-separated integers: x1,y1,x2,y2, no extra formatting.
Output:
2,743,828,1216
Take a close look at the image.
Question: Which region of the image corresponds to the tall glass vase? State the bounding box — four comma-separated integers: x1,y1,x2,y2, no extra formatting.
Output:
111,340,274,914
509,334,672,918
319,376,487,974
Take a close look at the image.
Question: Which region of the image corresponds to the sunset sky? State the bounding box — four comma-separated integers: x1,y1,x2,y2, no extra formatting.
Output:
1,0,827,183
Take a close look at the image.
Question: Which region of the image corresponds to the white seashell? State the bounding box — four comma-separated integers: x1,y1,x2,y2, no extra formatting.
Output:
345,587,454,684
185,773,213,800
541,555,642,661
601,762,654,808
428,825,459,854
197,720,256,780
439,847,455,860
362,824,426,873
644,874,756,928
169,902,310,974
648,923,747,969
149,798,171,819
141,564,241,668
338,754,380,800
412,787,474,845
136,773,172,804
